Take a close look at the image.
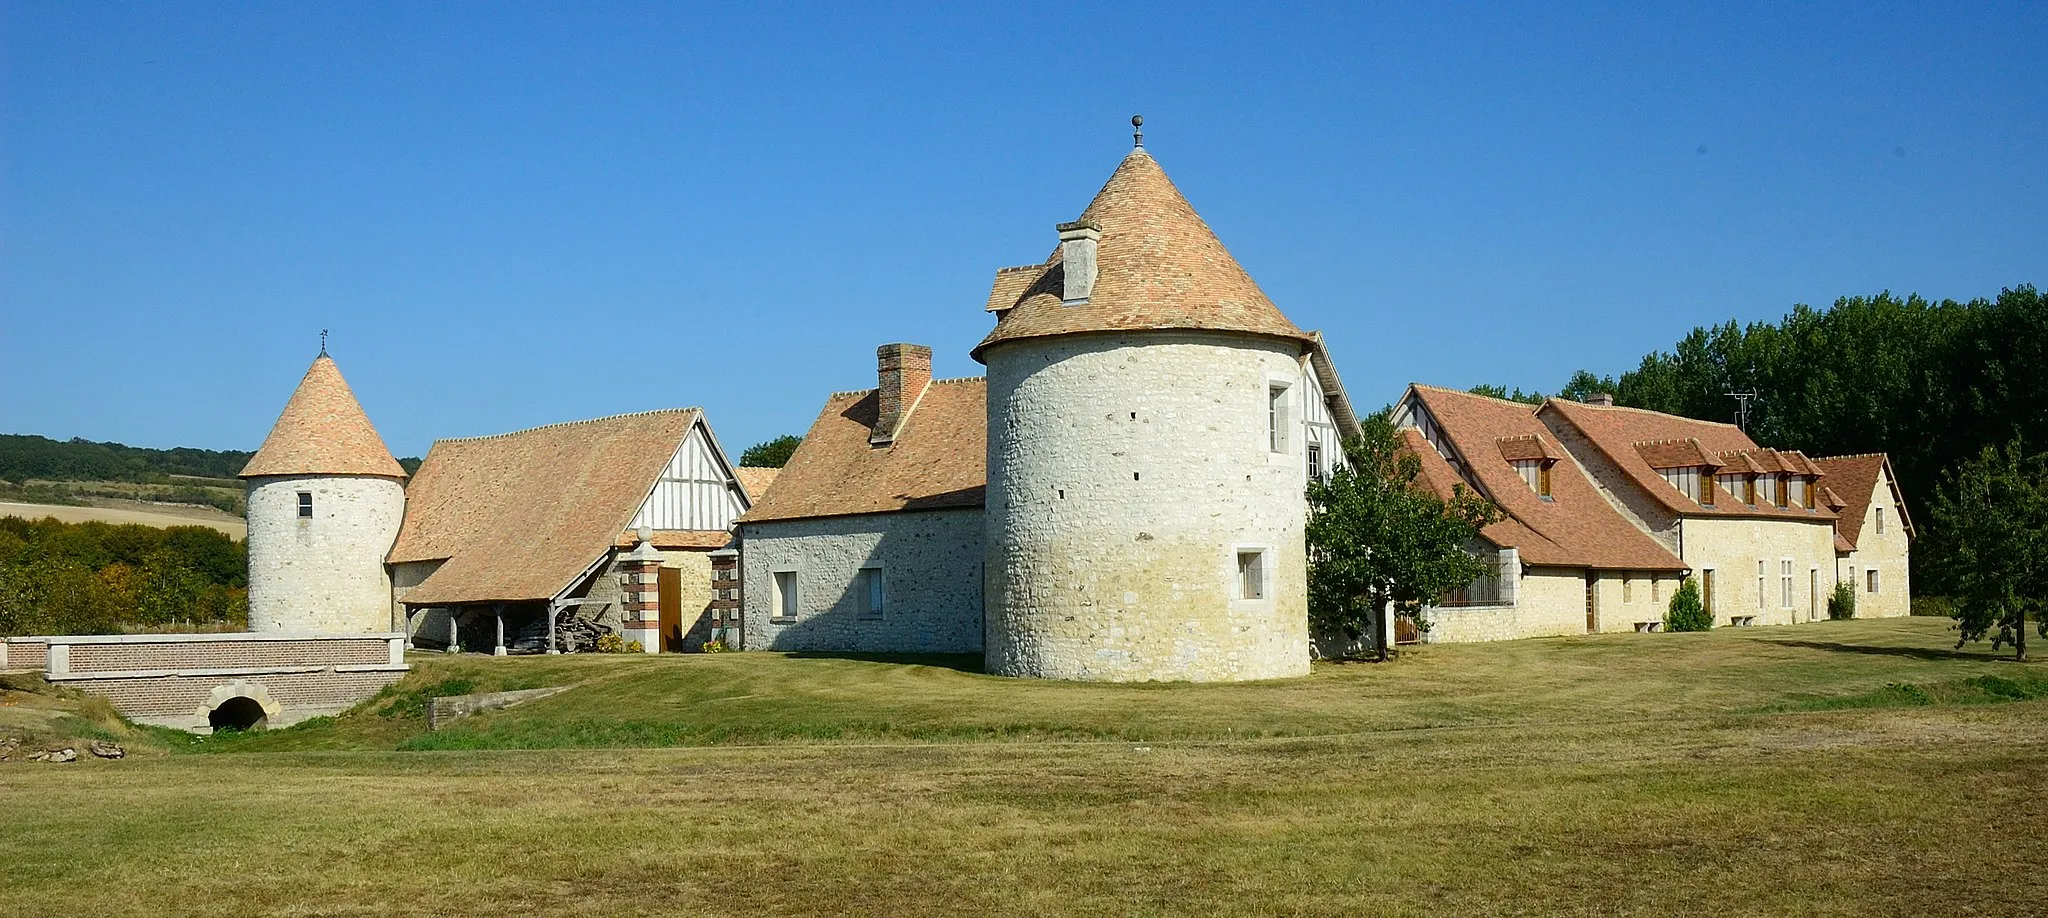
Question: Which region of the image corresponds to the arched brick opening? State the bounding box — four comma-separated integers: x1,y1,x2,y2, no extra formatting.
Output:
196,680,283,734
208,696,268,732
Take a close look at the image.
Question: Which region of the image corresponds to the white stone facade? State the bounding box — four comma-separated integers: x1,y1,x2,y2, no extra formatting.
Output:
246,474,406,634
740,509,985,654
1424,567,1589,643
984,332,1312,682
1837,468,1913,619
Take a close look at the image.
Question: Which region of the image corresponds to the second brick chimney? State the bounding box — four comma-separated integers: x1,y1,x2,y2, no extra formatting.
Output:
870,343,933,446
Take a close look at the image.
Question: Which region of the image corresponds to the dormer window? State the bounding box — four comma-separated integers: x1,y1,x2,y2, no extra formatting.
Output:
1497,435,1558,499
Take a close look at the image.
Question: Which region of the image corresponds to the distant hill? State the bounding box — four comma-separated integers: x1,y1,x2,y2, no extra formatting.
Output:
0,434,422,484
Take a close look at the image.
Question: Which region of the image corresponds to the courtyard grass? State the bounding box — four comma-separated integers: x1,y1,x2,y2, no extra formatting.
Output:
3,617,2045,916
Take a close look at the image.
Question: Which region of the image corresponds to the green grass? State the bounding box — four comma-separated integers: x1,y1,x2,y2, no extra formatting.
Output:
3,617,2046,917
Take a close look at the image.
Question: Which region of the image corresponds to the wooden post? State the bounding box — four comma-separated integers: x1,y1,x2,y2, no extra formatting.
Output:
403,608,415,650
547,599,560,655
493,603,507,657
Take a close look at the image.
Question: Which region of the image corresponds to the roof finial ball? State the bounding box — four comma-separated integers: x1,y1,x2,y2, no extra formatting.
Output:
1132,114,1144,148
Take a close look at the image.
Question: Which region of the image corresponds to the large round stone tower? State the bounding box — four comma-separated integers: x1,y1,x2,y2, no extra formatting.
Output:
975,138,1316,682
240,351,408,633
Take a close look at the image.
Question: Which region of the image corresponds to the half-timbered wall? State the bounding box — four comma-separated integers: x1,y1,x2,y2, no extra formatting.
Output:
629,424,748,532
1300,354,1348,479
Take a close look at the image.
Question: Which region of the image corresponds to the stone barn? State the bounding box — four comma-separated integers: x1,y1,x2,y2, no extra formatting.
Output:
1812,453,1914,618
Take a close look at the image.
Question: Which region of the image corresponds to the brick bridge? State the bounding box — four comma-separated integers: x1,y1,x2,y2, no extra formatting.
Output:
2,632,408,732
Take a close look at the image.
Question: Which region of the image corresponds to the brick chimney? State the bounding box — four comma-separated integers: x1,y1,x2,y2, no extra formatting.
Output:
1586,393,1615,407
870,343,933,446
1057,220,1101,305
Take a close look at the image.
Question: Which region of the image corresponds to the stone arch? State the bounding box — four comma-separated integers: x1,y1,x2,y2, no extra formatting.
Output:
195,680,283,733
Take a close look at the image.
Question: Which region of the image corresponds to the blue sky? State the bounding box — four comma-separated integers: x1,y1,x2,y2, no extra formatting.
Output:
3,2,2042,459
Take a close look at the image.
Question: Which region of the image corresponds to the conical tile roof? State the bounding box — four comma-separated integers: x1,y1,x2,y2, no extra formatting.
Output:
973,148,1312,361
239,355,407,479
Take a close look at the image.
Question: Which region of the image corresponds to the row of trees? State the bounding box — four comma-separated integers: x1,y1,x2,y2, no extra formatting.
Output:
0,516,247,636
0,434,255,483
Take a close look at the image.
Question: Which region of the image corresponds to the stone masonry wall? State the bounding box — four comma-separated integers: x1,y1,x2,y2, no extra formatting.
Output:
247,474,406,634
984,332,1311,682
740,509,984,654
1838,469,1912,619
34,632,407,730
1679,515,1839,626
1424,569,1588,643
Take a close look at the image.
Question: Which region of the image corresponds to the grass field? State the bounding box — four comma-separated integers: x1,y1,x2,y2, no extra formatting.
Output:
3,618,2045,916
0,499,245,537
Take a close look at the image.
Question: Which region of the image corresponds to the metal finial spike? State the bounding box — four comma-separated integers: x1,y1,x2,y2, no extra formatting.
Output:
1132,114,1144,147
319,329,329,357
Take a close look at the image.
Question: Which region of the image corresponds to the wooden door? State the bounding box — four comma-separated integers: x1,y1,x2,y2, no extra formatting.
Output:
1585,572,1599,633
657,566,683,652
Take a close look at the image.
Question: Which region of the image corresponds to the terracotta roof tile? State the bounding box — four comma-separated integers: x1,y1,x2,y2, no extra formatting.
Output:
1812,453,1911,550
613,530,733,550
738,378,986,524
390,409,700,604
1496,435,1560,463
734,467,781,503
1538,399,1836,523
1634,438,1720,470
240,355,407,479
973,149,1312,361
1405,386,1686,572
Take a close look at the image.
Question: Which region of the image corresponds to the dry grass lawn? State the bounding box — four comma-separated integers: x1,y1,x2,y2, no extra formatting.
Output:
3,617,2045,917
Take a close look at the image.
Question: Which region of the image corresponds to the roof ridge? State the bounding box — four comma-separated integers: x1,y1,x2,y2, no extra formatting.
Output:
1553,398,1745,429
1812,452,1890,461
1413,383,1543,410
995,263,1049,274
829,376,984,399
434,407,700,444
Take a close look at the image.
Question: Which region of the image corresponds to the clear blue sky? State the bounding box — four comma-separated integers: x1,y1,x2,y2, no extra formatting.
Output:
4,3,2042,459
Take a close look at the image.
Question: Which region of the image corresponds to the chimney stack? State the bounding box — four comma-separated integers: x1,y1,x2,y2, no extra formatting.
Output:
1586,393,1615,407
871,343,933,446
1057,220,1101,305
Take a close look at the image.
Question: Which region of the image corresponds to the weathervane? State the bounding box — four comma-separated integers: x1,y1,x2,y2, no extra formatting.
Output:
1727,390,1758,431
1132,114,1144,148
319,329,329,357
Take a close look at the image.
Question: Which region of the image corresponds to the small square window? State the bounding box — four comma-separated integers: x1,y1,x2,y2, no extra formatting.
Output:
1236,550,1267,601
297,492,314,518
1867,569,1880,594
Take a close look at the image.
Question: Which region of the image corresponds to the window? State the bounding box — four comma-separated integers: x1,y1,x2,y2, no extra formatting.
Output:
296,491,314,518
1780,560,1795,609
772,571,798,621
1743,476,1757,506
1236,550,1268,601
1307,444,1323,482
1622,577,1634,604
1268,385,1290,453
1757,561,1766,612
1700,474,1716,507
1809,568,1820,620
1803,478,1816,510
1876,507,1886,535
1702,569,1717,614
1651,576,1661,604
857,567,884,618
1775,475,1790,508
1537,462,1553,498
1867,568,1881,594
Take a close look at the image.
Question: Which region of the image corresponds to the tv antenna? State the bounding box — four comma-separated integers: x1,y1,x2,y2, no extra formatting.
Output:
1726,390,1758,431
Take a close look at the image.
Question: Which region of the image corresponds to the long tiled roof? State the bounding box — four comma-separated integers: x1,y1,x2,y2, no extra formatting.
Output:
1538,398,1837,522
734,466,781,504
240,355,407,479
389,409,700,604
1404,386,1686,572
738,378,986,524
1812,453,1911,550
972,148,1313,361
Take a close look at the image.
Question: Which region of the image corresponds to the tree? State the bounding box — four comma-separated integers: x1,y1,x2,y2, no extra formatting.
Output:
1927,440,2048,661
1306,414,1501,660
739,435,803,468
1664,578,1711,631
1467,384,1544,406
1827,581,1856,620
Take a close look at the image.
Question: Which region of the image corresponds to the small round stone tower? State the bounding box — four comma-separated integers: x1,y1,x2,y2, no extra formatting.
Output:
240,351,408,633
975,135,1315,682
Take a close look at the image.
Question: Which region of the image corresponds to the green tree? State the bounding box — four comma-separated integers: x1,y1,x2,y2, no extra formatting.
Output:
1306,415,1501,661
739,435,803,468
1827,581,1856,620
1467,384,1545,406
1664,578,1711,631
1927,440,2048,661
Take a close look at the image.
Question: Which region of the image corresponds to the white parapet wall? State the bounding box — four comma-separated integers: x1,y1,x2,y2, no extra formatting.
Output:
32,631,408,732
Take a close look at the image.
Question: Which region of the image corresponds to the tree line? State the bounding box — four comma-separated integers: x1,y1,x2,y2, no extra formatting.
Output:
0,516,248,636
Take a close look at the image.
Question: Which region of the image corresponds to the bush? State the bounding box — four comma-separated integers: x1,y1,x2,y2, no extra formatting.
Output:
594,633,626,653
624,640,644,654
701,639,729,654
1828,581,1857,620
1664,577,1712,632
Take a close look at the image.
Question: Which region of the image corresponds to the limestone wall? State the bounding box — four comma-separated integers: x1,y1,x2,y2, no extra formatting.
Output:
1593,570,1684,632
1424,569,1590,643
1678,515,1839,626
1838,469,1913,618
984,332,1311,682
246,474,406,634
739,508,985,654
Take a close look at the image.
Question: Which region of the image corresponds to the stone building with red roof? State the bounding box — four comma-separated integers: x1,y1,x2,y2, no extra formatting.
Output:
1812,453,1914,618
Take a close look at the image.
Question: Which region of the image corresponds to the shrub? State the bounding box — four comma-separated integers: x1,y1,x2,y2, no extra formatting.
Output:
594,633,626,653
701,639,728,654
624,640,644,654
1664,577,1712,632
1828,581,1857,620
